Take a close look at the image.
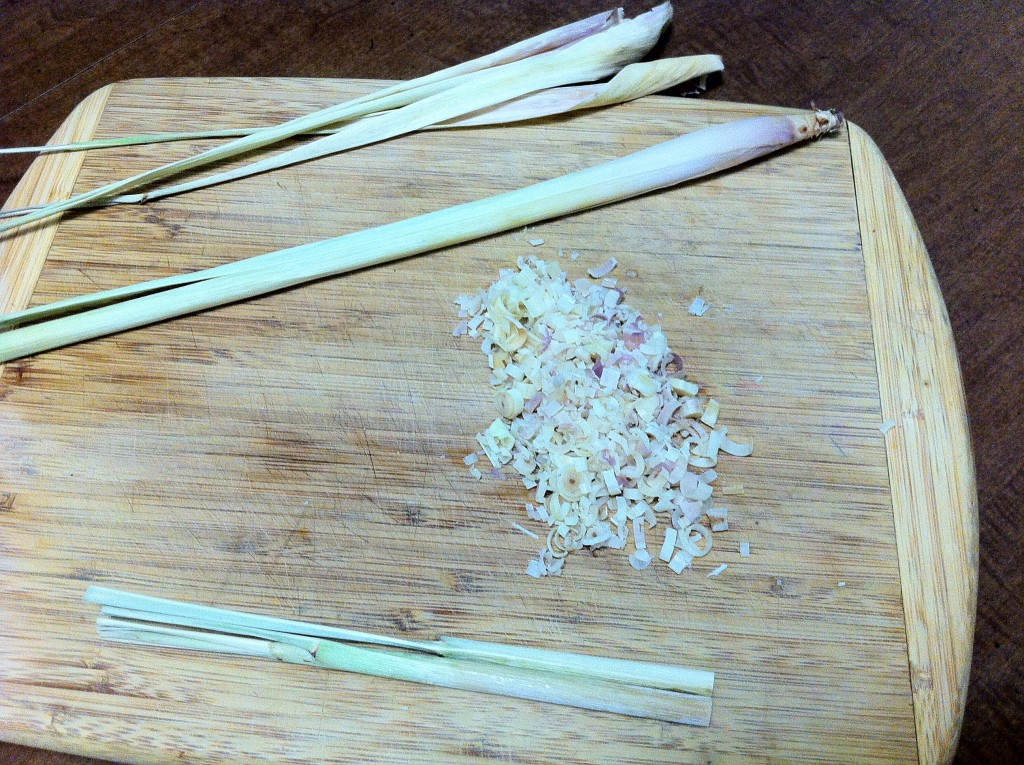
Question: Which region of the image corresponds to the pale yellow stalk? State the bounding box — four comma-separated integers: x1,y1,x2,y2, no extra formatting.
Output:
0,111,841,361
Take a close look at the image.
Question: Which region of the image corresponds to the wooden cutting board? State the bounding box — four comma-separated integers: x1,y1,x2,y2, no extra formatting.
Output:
0,78,976,765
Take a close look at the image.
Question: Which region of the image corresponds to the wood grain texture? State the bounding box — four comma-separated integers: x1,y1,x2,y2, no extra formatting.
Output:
0,77,948,764
0,86,111,319
5,3,1019,763
851,123,979,765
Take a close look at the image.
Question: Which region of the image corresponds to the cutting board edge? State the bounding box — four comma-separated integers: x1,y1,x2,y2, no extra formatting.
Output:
849,121,978,765
0,85,112,321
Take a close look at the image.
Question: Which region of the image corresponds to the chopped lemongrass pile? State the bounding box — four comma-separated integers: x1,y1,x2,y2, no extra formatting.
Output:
0,110,841,362
455,258,753,577
85,586,714,725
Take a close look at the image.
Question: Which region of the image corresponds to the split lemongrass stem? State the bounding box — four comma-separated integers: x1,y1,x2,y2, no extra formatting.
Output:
89,592,714,724
87,587,712,695
0,5,629,236
98,616,712,725
0,110,841,360
0,128,261,156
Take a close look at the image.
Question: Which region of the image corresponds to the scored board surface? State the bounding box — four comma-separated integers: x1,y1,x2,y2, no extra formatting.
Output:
0,78,969,764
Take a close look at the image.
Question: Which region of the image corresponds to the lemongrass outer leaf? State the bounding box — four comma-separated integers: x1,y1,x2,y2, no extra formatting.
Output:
440,54,723,128
0,110,841,361
0,50,719,167
96,616,289,659
101,603,712,696
438,636,714,695
0,6,625,236
0,53,719,220
107,5,672,205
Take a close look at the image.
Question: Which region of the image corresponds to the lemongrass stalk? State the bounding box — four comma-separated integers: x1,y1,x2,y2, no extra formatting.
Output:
0,110,841,359
105,6,672,206
96,614,711,724
0,53,721,221
87,586,713,694
0,6,628,236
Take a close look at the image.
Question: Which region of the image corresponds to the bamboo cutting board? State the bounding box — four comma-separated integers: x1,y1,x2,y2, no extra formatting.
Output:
0,78,976,765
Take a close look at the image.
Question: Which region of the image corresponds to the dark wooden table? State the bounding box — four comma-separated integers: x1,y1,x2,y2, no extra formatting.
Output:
1,2,1020,763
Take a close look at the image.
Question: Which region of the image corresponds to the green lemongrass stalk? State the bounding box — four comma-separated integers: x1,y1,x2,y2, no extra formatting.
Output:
0,110,841,359
104,6,672,206
0,5,630,236
88,589,713,724
86,586,714,694
0,54,722,221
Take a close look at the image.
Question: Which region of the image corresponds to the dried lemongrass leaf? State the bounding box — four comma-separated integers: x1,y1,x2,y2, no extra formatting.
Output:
0,5,632,236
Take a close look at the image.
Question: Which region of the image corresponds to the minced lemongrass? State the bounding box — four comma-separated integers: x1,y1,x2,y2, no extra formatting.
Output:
456,257,753,576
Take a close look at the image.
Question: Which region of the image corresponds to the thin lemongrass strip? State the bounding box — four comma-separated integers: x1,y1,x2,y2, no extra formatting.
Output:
0,128,259,156
106,5,672,205
0,110,840,360
0,53,721,166
311,638,712,724
437,636,713,695
85,586,432,653
96,617,292,660
96,614,711,724
0,6,623,236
